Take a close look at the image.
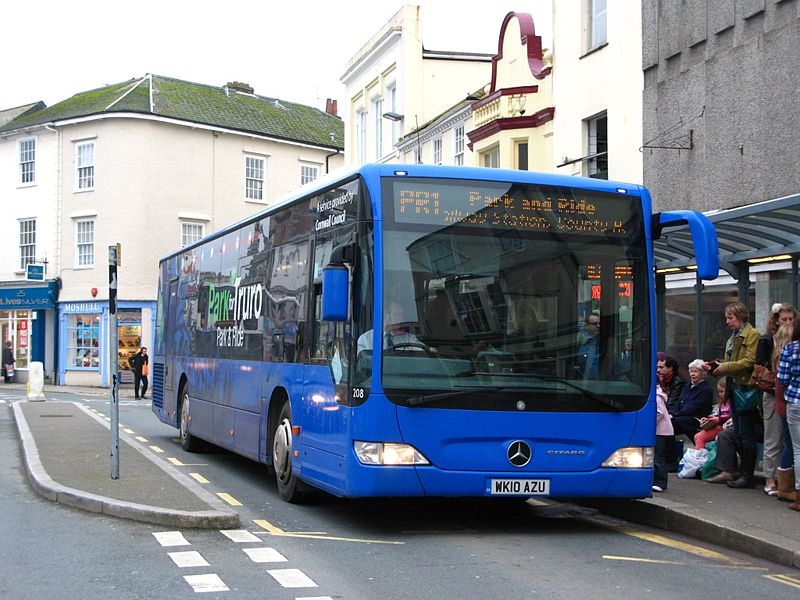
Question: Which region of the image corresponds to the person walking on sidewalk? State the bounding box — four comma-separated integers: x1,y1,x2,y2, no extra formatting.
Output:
704,302,760,489
2,340,14,383
776,321,800,511
128,346,149,399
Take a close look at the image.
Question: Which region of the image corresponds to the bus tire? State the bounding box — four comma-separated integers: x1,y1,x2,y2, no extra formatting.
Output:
179,385,204,452
272,400,310,503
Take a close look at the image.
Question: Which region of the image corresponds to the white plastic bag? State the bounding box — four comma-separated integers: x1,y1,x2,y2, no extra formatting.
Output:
677,448,708,478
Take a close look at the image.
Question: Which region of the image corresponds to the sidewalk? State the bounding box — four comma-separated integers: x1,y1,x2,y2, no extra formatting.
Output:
7,384,238,529
5,384,800,567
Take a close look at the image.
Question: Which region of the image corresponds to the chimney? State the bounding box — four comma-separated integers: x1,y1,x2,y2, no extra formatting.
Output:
226,81,254,94
325,98,338,116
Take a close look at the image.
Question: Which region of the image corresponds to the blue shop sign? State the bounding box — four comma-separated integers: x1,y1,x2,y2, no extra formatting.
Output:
0,281,58,309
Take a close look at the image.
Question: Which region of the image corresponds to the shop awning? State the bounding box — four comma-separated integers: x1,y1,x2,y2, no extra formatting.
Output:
653,192,800,276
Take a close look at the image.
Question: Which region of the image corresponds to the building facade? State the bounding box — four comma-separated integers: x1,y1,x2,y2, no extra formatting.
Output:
340,4,492,166
643,0,800,365
0,75,343,386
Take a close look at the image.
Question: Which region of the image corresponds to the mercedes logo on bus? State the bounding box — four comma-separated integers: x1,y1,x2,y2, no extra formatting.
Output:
507,440,531,467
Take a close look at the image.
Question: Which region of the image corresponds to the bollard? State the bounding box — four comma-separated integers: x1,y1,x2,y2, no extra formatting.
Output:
27,361,46,401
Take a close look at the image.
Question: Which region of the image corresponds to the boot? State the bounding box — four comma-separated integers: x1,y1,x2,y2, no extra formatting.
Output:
777,467,797,502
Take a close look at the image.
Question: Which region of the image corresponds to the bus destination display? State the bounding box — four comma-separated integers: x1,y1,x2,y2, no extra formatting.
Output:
393,181,636,236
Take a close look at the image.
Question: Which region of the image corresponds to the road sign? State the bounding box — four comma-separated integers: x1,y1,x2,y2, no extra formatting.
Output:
26,264,45,281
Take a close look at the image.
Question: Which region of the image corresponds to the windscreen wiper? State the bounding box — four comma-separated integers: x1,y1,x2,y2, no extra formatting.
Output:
407,374,625,411
406,387,503,406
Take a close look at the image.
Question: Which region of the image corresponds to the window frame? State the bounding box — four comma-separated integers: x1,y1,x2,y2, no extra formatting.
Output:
585,112,609,180
181,222,205,248
244,154,266,202
300,162,320,186
18,137,36,186
453,125,465,165
371,95,383,160
75,218,95,268
18,218,36,271
433,138,442,165
75,140,95,191
587,0,608,51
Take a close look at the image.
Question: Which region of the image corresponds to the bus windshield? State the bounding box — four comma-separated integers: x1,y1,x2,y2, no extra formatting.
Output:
372,176,651,411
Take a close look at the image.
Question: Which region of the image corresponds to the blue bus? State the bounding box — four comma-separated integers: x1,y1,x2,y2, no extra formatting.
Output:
152,164,717,502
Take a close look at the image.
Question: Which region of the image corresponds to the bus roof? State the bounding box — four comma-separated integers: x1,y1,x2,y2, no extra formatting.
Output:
160,164,646,263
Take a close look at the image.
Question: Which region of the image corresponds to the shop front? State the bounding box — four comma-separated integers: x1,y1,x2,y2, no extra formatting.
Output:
0,280,59,383
58,299,156,387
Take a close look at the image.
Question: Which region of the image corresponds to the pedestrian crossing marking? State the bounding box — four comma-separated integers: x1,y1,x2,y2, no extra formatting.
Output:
221,529,261,543
153,531,190,547
267,568,317,588
168,551,210,568
183,573,229,593
243,547,288,563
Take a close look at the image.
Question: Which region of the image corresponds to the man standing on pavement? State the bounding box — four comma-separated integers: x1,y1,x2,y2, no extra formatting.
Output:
128,346,149,399
2,340,15,383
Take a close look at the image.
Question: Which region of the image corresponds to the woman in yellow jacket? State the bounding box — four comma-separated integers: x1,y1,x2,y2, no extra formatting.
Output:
705,302,761,488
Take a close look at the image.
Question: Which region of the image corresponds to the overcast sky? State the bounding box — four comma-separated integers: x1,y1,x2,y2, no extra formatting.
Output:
1,1,551,113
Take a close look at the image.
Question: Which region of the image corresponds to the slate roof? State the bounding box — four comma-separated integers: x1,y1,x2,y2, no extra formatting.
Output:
0,75,343,149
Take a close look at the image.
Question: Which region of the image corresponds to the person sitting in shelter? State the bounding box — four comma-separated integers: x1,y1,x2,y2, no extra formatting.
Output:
694,377,731,449
671,359,714,442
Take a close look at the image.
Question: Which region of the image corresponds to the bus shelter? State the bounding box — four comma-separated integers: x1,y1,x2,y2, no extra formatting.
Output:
654,192,800,367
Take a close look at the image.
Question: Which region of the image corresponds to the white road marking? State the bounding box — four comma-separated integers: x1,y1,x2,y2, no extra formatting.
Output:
135,436,148,442
153,531,191,547
268,569,317,588
149,445,164,453
221,529,261,543
243,547,288,563
183,574,229,593
295,597,333,600
123,428,135,434
168,551,210,568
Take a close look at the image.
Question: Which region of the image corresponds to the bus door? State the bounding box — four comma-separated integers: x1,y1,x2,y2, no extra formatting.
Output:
301,223,356,465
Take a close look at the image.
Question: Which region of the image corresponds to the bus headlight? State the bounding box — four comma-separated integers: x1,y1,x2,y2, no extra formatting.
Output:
354,441,430,466
602,447,654,468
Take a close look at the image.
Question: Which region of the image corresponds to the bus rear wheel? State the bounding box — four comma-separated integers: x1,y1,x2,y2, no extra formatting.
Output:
272,401,309,503
179,385,203,452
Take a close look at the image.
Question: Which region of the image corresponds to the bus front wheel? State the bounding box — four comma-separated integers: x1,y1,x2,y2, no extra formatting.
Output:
179,386,203,452
272,401,309,503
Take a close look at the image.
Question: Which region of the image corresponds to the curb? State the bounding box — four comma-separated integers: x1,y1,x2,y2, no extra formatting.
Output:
12,401,239,529
584,497,800,569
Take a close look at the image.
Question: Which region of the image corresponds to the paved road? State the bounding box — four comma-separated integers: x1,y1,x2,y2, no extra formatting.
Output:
5,392,799,599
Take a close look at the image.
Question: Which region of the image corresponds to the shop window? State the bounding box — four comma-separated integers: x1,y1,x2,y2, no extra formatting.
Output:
67,313,100,369
117,310,142,377
0,310,31,370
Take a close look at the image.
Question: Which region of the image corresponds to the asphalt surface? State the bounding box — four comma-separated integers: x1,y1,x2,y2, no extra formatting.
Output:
6,383,800,568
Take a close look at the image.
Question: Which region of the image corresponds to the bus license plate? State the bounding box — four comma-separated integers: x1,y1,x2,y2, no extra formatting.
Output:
490,479,550,496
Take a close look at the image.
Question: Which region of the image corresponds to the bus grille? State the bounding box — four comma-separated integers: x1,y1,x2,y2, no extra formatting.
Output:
152,362,164,409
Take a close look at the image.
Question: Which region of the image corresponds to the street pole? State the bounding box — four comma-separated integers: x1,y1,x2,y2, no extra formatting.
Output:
109,244,120,479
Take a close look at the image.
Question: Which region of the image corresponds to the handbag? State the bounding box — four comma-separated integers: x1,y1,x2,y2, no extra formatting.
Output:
747,364,775,392
733,387,761,413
